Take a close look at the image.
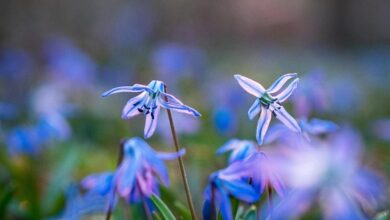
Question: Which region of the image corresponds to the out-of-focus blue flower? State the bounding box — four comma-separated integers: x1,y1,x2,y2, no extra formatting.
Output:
216,139,258,164
102,80,201,138
0,48,34,79
0,102,18,120
245,152,286,198
264,118,338,146
6,127,41,156
55,184,108,220
43,38,96,85
35,113,71,142
213,108,237,135
291,70,329,117
265,129,386,219
235,74,301,144
152,43,207,84
203,161,259,220
371,119,390,142
82,137,185,210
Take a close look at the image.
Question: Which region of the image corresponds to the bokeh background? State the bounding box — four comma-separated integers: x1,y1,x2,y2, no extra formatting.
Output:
0,0,389,219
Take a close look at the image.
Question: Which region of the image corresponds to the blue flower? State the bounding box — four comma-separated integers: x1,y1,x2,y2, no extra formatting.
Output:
234,74,301,144
82,137,185,209
203,161,259,220
265,129,386,219
102,80,201,138
216,139,258,164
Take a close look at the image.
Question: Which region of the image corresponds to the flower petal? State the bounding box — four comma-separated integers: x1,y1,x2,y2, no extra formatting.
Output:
274,106,301,133
234,74,266,97
216,187,233,220
116,153,140,198
267,73,298,94
158,93,201,117
216,139,240,155
156,148,186,160
256,106,272,145
144,106,161,138
121,92,147,119
101,84,153,97
248,99,261,120
274,78,299,103
222,180,259,202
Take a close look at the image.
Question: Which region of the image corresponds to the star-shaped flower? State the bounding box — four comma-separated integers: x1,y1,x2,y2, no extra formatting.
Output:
234,74,301,144
102,80,201,138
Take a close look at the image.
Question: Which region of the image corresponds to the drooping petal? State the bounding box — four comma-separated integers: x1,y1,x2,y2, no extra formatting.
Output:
256,106,272,145
121,92,147,119
234,74,266,97
101,84,153,97
156,148,186,160
81,172,115,195
267,73,298,94
116,154,140,198
222,180,259,202
274,107,301,133
144,106,161,138
216,187,234,220
158,94,201,117
202,199,212,220
274,78,299,103
216,139,240,155
248,99,261,120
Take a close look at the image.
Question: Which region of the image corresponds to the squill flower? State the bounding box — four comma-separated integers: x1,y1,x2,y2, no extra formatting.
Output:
102,80,201,138
216,139,258,164
81,137,185,210
234,74,301,144
203,161,259,220
265,129,386,220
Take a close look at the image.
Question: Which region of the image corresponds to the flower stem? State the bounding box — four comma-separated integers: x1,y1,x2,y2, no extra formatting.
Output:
105,140,126,220
164,86,197,220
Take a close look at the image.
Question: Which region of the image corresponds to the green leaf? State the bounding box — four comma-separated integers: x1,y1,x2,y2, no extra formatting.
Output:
0,184,15,219
150,194,176,220
173,201,191,220
243,206,257,220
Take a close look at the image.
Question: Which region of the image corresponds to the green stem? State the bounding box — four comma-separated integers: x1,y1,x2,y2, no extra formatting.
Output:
164,86,197,220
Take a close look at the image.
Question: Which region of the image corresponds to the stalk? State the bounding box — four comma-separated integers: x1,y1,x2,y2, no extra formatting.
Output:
164,86,197,220
105,140,126,220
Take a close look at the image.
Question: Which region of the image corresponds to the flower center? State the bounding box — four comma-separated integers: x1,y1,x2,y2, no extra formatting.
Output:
259,92,277,106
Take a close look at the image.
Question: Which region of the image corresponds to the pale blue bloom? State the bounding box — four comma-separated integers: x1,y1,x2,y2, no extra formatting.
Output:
216,139,258,164
82,137,185,210
235,74,301,144
203,161,259,220
102,80,201,138
265,129,386,219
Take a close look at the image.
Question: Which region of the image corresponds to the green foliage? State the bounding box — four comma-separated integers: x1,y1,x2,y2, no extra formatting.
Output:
151,194,177,220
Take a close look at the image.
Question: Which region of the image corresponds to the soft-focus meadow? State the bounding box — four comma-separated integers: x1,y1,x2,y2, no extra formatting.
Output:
0,0,389,219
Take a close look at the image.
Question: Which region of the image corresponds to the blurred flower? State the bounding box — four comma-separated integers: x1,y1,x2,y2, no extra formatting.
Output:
152,43,207,84
245,152,286,197
35,113,71,142
371,119,390,142
102,80,201,138
0,48,33,79
266,129,386,219
43,37,96,86
264,118,338,146
203,161,259,220
291,70,329,117
82,137,185,209
235,74,301,144
0,102,18,120
56,184,108,220
216,139,258,164
212,108,238,135
6,126,41,156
